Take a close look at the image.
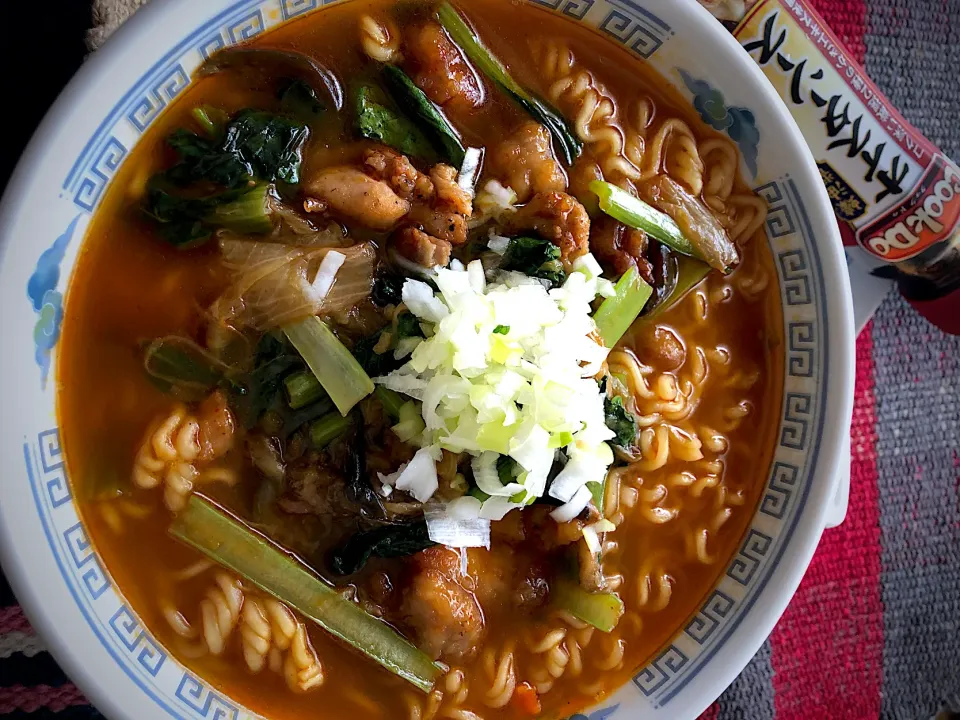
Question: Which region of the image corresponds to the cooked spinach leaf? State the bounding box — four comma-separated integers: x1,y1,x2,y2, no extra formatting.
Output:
604,395,637,448
165,110,308,189
395,312,424,340
354,84,437,162
330,521,435,576
502,236,566,288
278,79,326,124
381,65,466,166
143,181,275,247
352,331,404,377
372,271,405,307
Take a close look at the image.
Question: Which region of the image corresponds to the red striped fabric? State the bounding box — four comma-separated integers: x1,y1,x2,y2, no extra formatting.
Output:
0,685,86,714
699,701,720,720
769,324,884,719
0,606,30,635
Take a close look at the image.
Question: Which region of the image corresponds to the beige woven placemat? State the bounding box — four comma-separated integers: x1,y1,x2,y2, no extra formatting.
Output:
88,0,147,51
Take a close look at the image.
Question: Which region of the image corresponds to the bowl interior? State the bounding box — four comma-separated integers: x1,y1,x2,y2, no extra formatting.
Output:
0,1,853,719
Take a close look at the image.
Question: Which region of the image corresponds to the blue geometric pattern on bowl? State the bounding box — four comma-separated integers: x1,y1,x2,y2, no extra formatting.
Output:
17,0,830,718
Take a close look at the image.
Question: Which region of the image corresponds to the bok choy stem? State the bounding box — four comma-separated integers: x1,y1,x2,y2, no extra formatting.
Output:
283,317,374,415
592,266,653,348
170,496,442,691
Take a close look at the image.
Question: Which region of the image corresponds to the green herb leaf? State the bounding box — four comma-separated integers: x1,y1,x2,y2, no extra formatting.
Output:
330,521,436,576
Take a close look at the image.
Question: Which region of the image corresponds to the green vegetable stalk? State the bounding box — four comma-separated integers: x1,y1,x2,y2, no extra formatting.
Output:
592,266,653,348
589,180,697,257
551,579,624,633
283,317,375,416
170,496,442,692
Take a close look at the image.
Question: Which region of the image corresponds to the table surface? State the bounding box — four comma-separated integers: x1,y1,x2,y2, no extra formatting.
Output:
1,2,958,720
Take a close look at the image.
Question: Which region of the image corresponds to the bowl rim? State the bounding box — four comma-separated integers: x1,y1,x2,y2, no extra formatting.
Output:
0,0,855,718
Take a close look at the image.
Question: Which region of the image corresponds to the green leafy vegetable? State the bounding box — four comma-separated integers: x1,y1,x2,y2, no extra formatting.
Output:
237,333,303,427
592,265,653,348
381,65,466,166
170,496,442,691
143,337,224,397
144,181,276,247
436,2,581,165
604,395,636,448
166,111,308,188
395,312,425,340
284,317,375,416
354,84,438,162
278,79,326,124
493,325,510,335
372,271,406,307
502,236,566,288
191,106,228,137
353,331,404,377
551,579,624,632
330,521,436,576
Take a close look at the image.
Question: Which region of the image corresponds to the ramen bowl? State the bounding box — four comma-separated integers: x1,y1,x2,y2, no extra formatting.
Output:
0,0,854,718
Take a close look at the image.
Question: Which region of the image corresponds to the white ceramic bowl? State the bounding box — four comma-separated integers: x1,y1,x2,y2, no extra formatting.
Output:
0,1,855,718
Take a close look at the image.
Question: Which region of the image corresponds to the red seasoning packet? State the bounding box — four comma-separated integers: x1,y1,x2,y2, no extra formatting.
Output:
701,0,960,334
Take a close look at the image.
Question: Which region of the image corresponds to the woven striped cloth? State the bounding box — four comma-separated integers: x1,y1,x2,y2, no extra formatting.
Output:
2,0,959,718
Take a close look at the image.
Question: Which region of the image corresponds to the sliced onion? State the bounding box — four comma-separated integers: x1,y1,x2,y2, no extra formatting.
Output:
550,484,593,523
479,496,519,521
472,452,523,497
403,279,450,323
457,147,483,195
582,524,601,555
309,249,345,302
425,500,490,548
392,448,438,502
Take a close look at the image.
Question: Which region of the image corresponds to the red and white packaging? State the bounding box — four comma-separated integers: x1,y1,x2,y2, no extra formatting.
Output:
701,0,960,333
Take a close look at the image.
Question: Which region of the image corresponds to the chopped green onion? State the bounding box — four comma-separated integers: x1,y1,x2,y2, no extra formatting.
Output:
588,480,605,515
382,65,466,166
192,106,220,137
469,485,491,502
392,400,426,444
593,266,653,348
493,325,510,335
551,579,624,632
589,180,697,258
309,412,352,448
170,496,442,692
437,2,581,165
376,386,407,420
284,370,326,409
283,317,374,416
